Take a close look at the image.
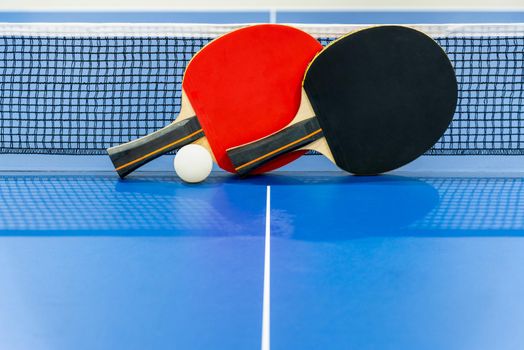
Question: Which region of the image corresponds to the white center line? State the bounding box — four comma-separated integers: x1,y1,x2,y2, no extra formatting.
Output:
261,185,271,350
269,8,277,24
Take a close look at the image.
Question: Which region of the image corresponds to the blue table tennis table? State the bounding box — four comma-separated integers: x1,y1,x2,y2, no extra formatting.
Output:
1,9,524,350
1,172,523,350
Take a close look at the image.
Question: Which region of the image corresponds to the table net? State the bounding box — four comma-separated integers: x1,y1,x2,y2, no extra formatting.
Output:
0,23,523,155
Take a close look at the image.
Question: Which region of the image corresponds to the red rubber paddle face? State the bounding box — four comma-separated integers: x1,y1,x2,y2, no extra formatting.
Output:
183,24,322,174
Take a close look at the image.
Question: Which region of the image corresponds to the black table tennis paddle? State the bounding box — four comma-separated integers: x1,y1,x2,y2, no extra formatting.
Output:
227,26,458,175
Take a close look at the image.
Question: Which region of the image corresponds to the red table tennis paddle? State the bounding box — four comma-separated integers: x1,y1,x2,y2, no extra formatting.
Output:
107,24,322,178
227,26,458,175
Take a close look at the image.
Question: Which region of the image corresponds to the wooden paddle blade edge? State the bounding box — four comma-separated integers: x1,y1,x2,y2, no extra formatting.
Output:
107,116,203,178
227,117,323,176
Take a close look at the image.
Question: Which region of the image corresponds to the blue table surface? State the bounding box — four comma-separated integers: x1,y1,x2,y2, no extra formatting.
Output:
1,9,524,349
0,10,523,23
0,172,523,350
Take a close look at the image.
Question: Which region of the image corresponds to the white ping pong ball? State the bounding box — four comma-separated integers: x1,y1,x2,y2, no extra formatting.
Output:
174,144,213,183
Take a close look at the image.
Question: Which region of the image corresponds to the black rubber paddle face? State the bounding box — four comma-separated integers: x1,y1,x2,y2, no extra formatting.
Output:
304,26,457,174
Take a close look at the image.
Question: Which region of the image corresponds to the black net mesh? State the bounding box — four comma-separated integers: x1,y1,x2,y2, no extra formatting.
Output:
435,36,524,155
0,32,523,155
0,36,211,154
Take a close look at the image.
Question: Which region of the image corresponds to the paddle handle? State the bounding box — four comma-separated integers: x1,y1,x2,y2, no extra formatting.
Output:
227,117,323,176
107,116,204,178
